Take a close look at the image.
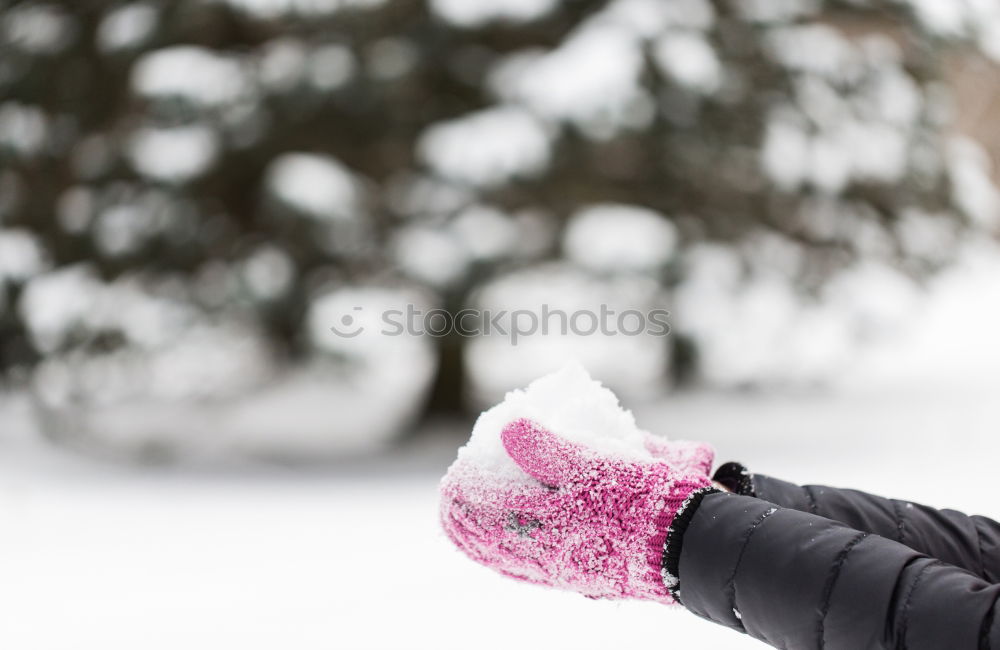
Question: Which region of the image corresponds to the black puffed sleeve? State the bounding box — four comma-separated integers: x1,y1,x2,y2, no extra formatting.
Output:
670,491,1000,650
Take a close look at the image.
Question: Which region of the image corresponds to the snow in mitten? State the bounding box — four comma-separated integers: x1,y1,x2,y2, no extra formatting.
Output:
440,417,713,603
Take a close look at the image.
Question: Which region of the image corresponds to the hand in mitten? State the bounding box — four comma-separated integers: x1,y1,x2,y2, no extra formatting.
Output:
642,434,714,477
440,418,715,604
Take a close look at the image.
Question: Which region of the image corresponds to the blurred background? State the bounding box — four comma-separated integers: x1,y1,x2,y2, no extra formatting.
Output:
3,0,1000,648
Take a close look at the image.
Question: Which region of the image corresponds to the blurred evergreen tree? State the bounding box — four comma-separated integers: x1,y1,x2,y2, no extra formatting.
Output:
1,0,997,415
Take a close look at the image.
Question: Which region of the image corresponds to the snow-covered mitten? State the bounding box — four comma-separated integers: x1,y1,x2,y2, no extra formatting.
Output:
440,418,715,604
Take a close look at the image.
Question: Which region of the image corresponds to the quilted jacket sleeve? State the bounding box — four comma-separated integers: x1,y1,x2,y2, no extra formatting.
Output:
670,491,1000,650
714,463,1000,583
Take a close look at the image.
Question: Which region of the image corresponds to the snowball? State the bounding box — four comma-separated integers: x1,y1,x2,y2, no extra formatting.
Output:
457,363,656,480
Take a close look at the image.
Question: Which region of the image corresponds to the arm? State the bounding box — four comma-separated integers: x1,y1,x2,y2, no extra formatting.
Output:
669,491,1000,650
715,462,1000,582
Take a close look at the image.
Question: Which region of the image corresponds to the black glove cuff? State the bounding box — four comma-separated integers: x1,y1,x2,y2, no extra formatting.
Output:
713,461,756,496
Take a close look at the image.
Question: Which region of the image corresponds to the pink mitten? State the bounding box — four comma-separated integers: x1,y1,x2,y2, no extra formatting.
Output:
643,434,714,476
440,418,714,604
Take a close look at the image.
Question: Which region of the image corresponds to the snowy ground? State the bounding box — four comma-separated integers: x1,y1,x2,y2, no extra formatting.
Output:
3,381,1000,650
